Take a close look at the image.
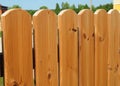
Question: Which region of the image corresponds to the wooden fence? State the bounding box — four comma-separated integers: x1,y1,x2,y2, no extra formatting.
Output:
0,8,120,86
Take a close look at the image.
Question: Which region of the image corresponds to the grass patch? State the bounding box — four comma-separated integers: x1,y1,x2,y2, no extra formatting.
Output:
0,31,2,37
0,77,3,86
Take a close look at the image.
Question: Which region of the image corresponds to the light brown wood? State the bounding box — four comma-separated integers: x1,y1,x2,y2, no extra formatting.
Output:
94,9,108,86
33,9,58,86
1,9,33,86
78,9,95,86
58,9,78,86
108,9,120,86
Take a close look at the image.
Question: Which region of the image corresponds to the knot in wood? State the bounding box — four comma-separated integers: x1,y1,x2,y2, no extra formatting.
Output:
119,49,120,54
48,72,52,80
83,33,89,40
72,28,77,32
99,36,104,41
11,81,18,86
114,64,119,73
83,33,87,39
92,33,95,37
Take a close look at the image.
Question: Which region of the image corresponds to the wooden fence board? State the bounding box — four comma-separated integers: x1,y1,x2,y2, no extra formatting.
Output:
1,9,33,86
78,9,95,86
58,9,78,86
108,9,120,86
94,9,108,86
33,9,58,86
1,8,120,86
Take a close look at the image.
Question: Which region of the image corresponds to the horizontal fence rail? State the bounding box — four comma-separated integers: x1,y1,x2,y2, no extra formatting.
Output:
0,8,120,86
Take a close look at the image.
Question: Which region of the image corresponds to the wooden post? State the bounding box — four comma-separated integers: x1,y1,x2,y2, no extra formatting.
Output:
108,9,120,86
94,9,108,86
78,9,95,86
33,9,58,86
58,9,79,86
1,9,34,86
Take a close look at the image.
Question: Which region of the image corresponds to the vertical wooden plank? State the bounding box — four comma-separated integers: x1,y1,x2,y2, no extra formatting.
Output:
58,9,78,86
33,9,58,86
94,9,108,86
108,9,120,86
78,9,95,86
119,10,120,86
1,9,33,86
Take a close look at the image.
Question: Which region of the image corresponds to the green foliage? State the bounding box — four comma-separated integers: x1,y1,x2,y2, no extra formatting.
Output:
8,5,21,9
27,10,36,16
0,32,2,37
77,4,90,13
54,3,61,14
70,4,76,10
9,3,113,15
95,3,113,12
39,6,48,9
61,2,70,9
0,77,3,86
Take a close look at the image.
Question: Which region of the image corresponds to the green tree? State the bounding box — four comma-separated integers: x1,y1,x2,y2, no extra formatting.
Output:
27,10,36,15
78,4,89,10
77,4,90,13
54,3,61,14
9,5,21,9
61,2,70,9
95,3,113,12
69,4,79,13
40,6,48,9
70,4,76,10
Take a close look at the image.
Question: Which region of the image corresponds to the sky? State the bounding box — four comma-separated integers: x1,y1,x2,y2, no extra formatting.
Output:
0,0,112,10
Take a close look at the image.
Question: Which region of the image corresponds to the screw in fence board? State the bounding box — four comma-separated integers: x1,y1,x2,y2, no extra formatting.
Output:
78,9,95,86
108,9,120,86
33,9,58,86
58,9,78,86
94,9,108,86
1,9,34,86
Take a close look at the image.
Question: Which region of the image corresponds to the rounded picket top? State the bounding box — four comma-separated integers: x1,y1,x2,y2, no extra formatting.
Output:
33,9,56,18
78,9,93,15
1,8,31,18
58,9,78,30
108,9,120,30
1,8,32,31
95,9,107,15
107,9,120,29
108,9,119,15
94,9,107,29
58,9,76,16
78,9,94,30
33,9,57,29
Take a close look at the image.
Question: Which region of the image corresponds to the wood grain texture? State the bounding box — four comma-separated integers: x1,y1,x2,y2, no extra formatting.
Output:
94,9,108,86
58,9,78,86
78,9,95,86
108,9,120,86
33,9,58,86
1,9,33,86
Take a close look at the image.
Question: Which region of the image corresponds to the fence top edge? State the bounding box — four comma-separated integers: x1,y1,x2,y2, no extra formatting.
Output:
33,9,56,17
58,9,76,16
1,8,30,17
78,9,93,15
94,9,107,15
108,9,119,14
